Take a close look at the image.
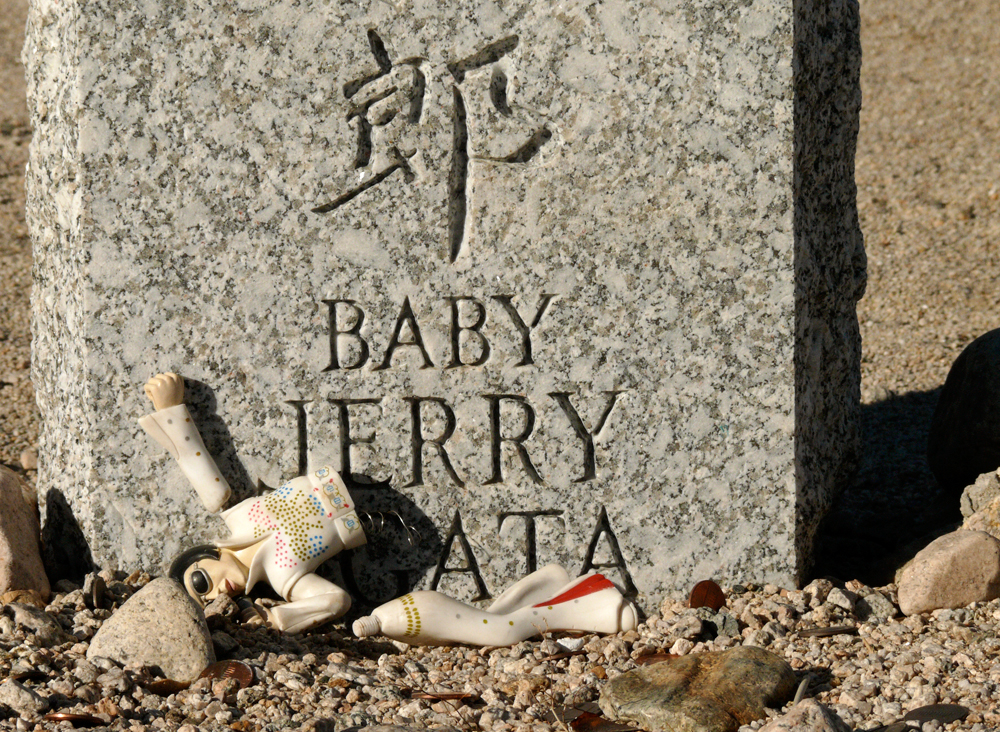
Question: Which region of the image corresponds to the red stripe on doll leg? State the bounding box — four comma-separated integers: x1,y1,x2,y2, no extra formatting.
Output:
532,574,615,607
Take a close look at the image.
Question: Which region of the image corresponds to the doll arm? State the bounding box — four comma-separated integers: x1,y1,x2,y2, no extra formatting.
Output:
263,573,352,634
138,373,232,513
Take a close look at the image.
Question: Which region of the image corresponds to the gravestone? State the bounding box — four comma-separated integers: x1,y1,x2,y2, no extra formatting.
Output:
24,0,865,608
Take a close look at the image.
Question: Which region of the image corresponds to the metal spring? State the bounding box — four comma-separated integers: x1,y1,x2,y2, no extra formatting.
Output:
357,510,422,547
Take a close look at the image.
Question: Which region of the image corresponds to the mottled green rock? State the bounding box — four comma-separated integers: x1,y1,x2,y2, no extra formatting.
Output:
599,646,797,732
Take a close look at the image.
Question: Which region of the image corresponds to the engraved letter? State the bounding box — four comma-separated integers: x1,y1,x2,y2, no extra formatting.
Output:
492,294,555,366
328,398,382,481
581,506,638,600
322,299,369,371
374,296,435,370
431,510,490,601
404,397,464,488
497,510,564,574
445,296,490,368
483,394,543,484
548,391,622,482
338,554,410,607
286,399,312,477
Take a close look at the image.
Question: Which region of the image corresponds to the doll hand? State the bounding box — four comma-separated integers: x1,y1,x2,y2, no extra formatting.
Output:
236,598,272,627
144,373,185,411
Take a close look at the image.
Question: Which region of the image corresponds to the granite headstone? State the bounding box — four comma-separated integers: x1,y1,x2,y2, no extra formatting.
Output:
25,0,865,608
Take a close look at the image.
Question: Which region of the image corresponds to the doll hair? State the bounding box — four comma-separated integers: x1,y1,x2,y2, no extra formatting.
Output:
167,544,221,586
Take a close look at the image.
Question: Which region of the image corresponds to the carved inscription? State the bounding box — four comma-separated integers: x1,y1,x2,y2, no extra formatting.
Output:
322,295,554,371
428,507,638,601
297,286,634,599
336,506,637,606
285,391,620,487
313,31,550,262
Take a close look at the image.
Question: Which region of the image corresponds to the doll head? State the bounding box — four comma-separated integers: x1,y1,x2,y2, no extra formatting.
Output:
168,544,249,605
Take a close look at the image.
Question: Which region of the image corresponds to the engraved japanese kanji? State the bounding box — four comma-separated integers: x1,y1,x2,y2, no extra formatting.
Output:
312,30,550,262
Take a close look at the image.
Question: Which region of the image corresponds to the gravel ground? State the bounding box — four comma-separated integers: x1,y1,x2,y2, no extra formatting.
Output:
0,573,997,732
1,0,1000,730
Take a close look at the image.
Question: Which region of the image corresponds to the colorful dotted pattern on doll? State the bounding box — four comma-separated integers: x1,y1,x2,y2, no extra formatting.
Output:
246,481,334,569
400,594,421,638
320,477,350,512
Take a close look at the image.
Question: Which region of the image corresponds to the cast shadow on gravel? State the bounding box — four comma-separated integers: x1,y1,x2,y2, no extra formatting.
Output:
813,386,961,586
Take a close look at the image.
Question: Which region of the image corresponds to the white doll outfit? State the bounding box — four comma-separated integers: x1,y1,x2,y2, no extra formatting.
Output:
140,405,365,632
138,404,232,513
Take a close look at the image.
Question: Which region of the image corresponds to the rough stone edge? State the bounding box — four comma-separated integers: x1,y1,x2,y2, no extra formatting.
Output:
23,0,96,583
793,0,866,582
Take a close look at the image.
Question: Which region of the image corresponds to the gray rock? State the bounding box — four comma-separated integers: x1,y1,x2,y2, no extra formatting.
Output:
963,495,1000,541
712,609,740,638
668,616,705,642
4,603,72,646
27,0,864,607
87,577,215,682
897,530,1000,615
928,327,1000,494
758,699,852,732
599,645,797,732
825,587,858,613
0,466,50,599
959,469,1000,518
855,590,897,621
0,679,48,716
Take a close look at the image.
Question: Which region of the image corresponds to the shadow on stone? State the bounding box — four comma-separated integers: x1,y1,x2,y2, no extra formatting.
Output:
792,0,866,584
174,380,446,614
40,488,95,585
322,477,445,615
182,378,261,504
814,387,962,585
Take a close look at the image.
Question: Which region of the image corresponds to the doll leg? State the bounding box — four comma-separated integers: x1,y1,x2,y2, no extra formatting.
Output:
267,574,352,634
485,564,572,614
354,572,638,646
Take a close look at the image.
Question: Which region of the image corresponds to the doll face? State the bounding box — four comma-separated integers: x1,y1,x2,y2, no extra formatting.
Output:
183,549,249,604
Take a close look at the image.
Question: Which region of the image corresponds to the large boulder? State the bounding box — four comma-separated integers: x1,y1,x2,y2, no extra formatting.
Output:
599,646,797,732
0,466,50,599
88,577,215,682
928,328,1000,494
896,530,1000,615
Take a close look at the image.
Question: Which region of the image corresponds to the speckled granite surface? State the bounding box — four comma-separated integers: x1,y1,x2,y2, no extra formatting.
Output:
24,0,864,611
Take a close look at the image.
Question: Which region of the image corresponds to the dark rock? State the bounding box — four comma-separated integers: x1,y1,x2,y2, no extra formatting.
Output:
211,630,239,657
928,328,1000,494
599,645,797,732
83,572,106,610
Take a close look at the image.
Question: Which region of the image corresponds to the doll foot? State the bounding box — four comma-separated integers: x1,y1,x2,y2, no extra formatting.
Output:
619,597,639,632
353,615,382,638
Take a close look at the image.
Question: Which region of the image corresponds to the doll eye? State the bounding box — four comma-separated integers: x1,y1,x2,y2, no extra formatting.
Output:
190,568,212,596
